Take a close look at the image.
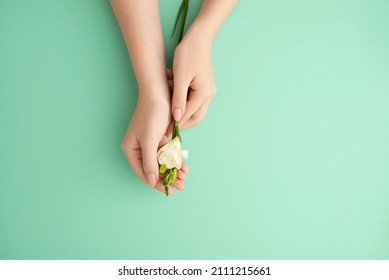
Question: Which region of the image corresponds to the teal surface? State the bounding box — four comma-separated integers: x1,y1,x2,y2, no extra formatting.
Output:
1,0,388,259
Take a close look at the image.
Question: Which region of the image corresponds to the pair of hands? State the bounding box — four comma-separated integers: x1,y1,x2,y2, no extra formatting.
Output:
121,32,217,195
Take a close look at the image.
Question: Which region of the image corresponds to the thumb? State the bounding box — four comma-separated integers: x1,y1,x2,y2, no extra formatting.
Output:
172,73,189,122
141,140,159,187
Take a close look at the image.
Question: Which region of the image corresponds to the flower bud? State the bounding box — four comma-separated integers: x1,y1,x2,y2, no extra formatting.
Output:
157,136,188,169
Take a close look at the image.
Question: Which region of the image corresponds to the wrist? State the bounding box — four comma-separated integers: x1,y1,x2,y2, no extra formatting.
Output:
134,58,170,98
183,19,215,47
138,83,170,106
138,81,170,99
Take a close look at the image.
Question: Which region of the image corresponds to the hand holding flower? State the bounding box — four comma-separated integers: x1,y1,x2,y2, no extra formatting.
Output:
171,26,217,129
171,0,238,129
121,91,188,195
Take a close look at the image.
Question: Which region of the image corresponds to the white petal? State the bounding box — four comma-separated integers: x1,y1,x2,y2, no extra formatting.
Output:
181,150,188,159
157,137,183,169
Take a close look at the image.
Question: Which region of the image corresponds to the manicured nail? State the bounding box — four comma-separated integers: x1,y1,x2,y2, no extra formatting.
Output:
173,108,183,121
146,173,156,186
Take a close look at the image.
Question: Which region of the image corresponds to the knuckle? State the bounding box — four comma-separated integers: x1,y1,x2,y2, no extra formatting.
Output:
191,114,202,124
205,86,217,97
213,86,218,96
174,43,187,57
174,93,186,103
210,84,217,96
121,142,128,153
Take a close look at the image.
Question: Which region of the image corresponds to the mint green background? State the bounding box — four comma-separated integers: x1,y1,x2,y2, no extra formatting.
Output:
1,0,388,259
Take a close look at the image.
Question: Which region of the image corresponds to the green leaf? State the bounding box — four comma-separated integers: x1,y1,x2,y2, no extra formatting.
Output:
164,184,169,196
178,0,189,44
162,168,178,196
172,168,177,180
159,165,167,175
171,0,185,37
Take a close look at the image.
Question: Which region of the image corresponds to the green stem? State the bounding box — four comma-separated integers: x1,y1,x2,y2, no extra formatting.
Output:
172,120,182,142
178,0,189,44
171,0,189,143
171,0,185,37
164,184,169,196
162,1,190,197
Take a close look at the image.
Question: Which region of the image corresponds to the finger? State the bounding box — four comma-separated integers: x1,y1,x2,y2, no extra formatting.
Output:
140,140,160,187
154,179,167,193
158,135,169,148
154,177,173,196
154,180,174,196
178,89,204,126
171,178,185,191
166,68,173,80
166,69,174,93
181,98,211,129
154,136,169,191
168,186,174,196
168,80,174,93
157,171,184,191
177,169,186,180
155,174,177,195
165,120,174,139
122,138,147,182
181,161,189,173
172,73,190,122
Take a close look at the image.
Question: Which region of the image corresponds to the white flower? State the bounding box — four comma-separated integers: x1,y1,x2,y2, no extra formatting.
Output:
157,136,188,169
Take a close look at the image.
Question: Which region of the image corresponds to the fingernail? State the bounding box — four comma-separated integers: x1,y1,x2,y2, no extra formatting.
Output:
146,173,156,186
173,108,183,121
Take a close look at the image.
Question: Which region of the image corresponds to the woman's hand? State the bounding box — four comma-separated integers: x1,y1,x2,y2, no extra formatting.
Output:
171,26,217,129
170,0,239,129
121,90,189,196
